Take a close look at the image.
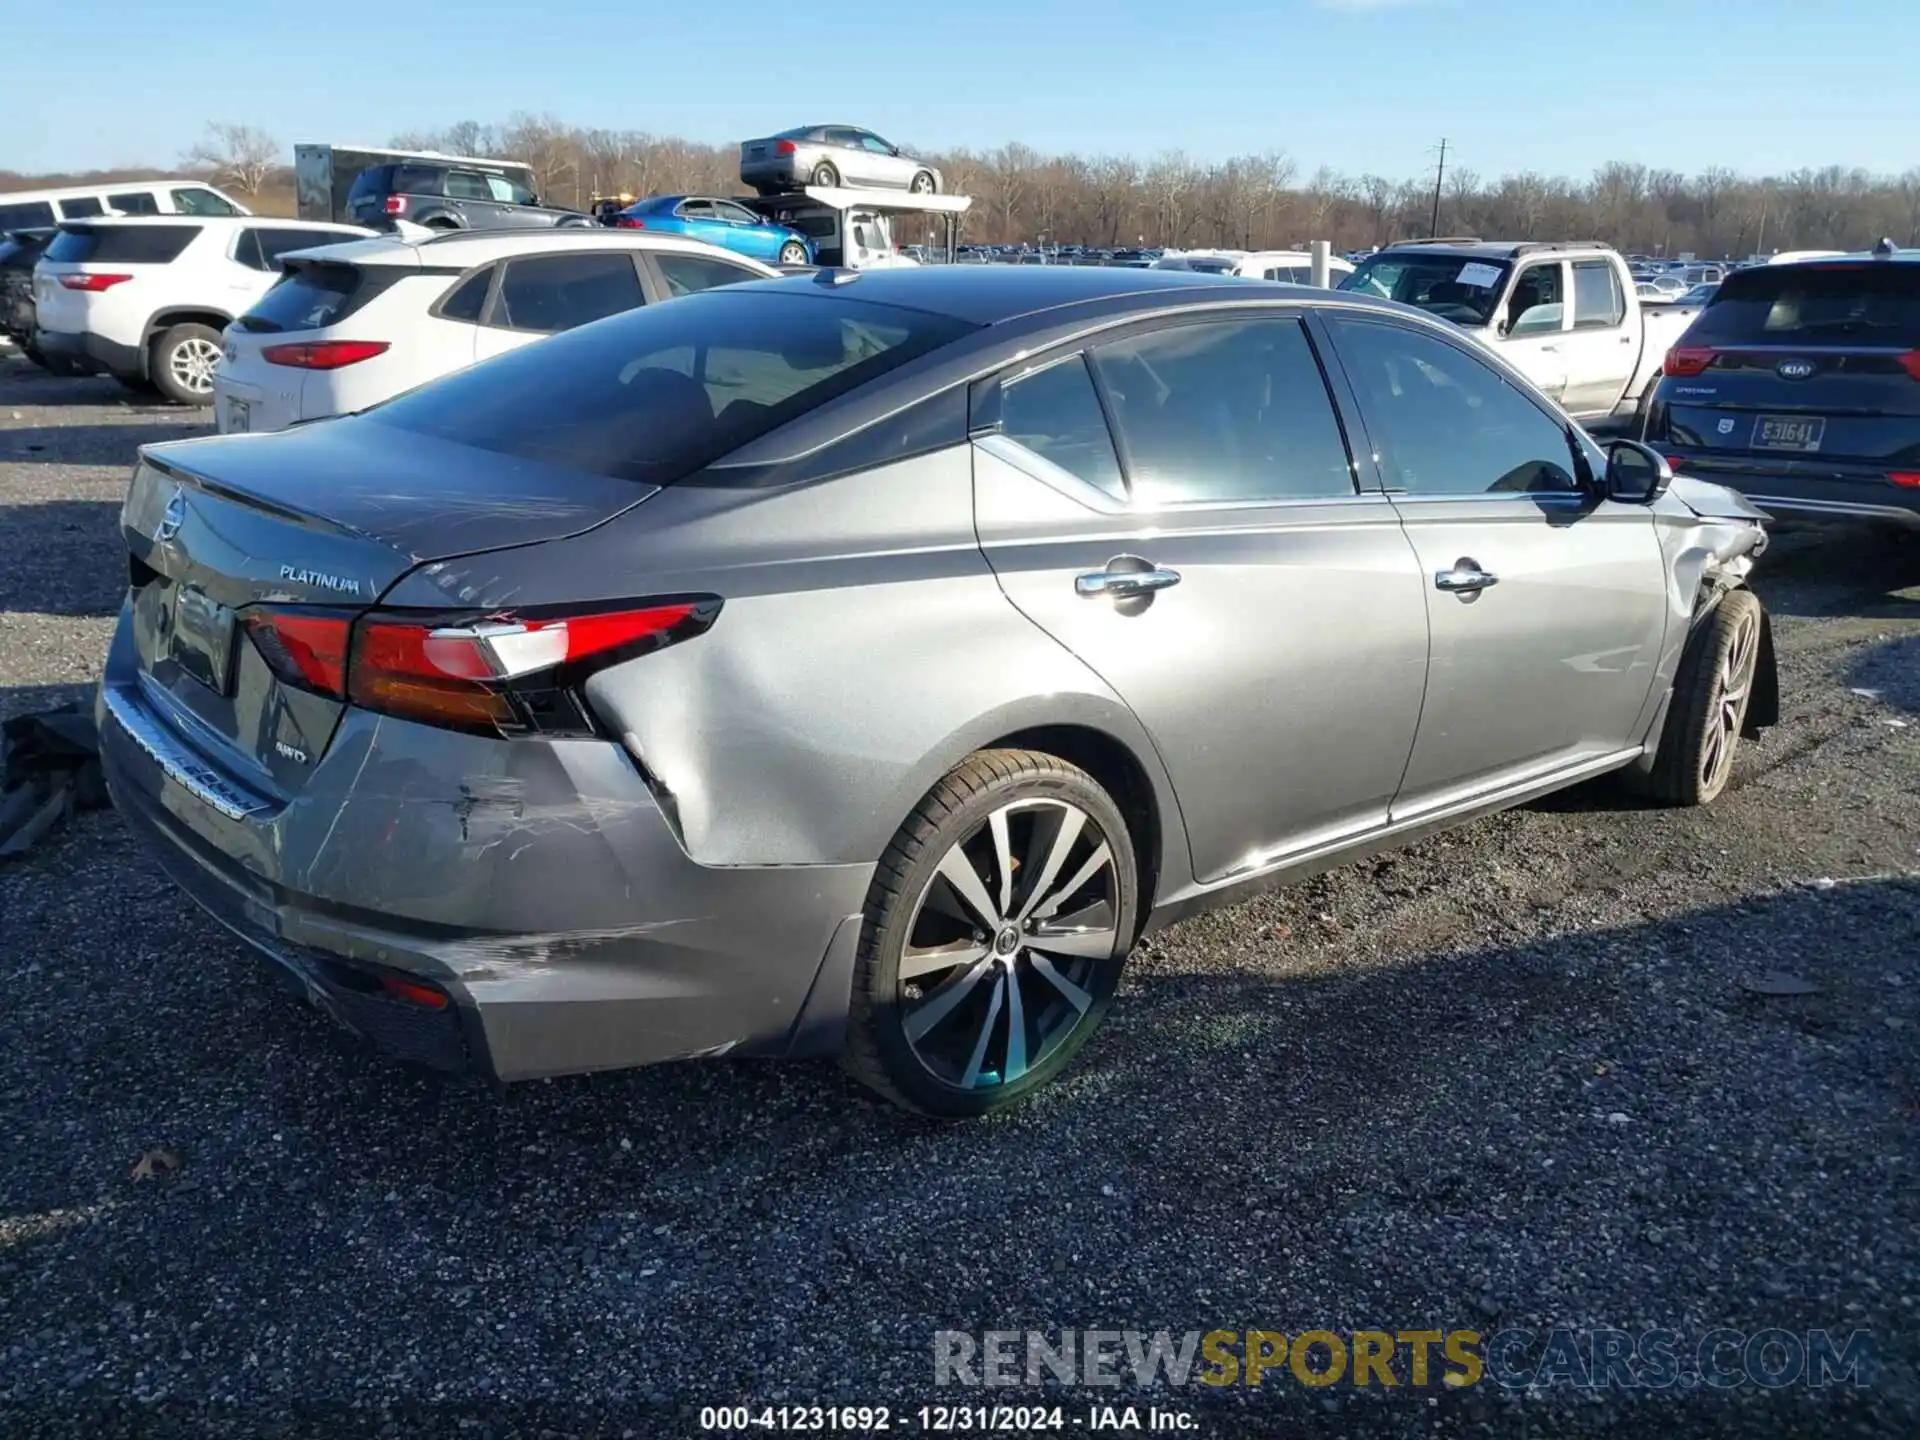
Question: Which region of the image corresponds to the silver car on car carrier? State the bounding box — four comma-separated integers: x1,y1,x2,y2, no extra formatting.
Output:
98,266,1776,1117
739,124,943,196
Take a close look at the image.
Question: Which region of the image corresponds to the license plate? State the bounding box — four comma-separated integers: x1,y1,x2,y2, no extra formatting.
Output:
171,586,237,694
226,398,250,433
1752,415,1824,452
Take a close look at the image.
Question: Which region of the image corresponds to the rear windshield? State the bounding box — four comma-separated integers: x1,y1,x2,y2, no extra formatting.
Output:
45,224,199,265
239,262,366,333
1687,263,1920,347
0,202,57,231
363,289,976,483
1340,252,1512,325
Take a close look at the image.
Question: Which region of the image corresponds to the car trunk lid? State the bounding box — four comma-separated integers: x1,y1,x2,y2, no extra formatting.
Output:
120,420,660,792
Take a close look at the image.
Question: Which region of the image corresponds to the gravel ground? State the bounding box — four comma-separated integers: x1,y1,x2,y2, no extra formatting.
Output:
1,352,1917,1439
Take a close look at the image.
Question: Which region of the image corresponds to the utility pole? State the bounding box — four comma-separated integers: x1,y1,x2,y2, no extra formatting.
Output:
1429,138,1448,238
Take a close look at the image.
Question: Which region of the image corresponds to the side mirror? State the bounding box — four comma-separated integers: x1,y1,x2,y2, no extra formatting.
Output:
1604,439,1673,504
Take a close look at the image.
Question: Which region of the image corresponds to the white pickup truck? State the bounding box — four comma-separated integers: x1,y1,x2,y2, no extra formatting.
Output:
1339,240,1702,426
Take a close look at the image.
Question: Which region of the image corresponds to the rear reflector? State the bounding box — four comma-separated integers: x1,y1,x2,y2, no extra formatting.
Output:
377,974,448,1009
1664,345,1716,377
58,272,133,291
239,600,718,735
261,340,391,370
1891,472,1920,489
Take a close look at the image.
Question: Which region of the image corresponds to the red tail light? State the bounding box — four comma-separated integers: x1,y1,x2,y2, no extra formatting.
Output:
611,216,645,229
383,195,407,215
58,272,133,291
1891,472,1920,489
776,140,798,155
1898,350,1920,381
261,340,391,370
241,600,719,734
1664,345,1716,377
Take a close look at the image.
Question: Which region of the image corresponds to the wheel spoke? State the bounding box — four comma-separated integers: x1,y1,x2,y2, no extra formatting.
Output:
988,806,1016,918
900,938,989,981
936,846,1001,930
1030,842,1113,922
1028,922,1120,961
1002,963,1028,1082
959,972,1006,1089
1029,952,1094,1014
904,955,996,1043
1014,807,1086,921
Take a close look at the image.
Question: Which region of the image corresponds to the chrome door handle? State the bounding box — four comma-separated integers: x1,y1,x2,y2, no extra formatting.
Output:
1539,344,1559,353
1434,560,1498,594
1075,563,1182,599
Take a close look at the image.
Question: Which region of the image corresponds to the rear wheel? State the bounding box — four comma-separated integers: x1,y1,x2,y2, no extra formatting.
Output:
424,217,461,232
842,750,1139,1117
910,171,936,195
810,161,840,188
149,324,222,406
777,240,808,266
1639,588,1764,806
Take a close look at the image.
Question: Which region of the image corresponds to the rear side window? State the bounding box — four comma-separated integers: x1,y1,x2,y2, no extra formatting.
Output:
238,263,369,333
365,290,975,483
998,354,1125,500
58,197,105,219
391,166,446,198
1092,317,1356,504
1687,264,1920,347
654,252,763,298
45,225,199,265
1571,260,1625,329
0,202,58,230
108,191,160,215
488,252,644,333
171,187,239,216
436,266,494,323
444,171,493,201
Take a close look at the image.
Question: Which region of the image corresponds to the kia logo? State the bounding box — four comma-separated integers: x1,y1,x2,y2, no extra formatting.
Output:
1777,359,1815,380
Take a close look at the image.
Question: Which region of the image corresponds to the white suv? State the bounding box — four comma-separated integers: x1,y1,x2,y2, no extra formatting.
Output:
212,229,779,435
32,215,372,404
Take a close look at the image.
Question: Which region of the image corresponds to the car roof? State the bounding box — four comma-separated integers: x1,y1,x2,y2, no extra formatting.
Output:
281,228,780,271
0,180,226,204
56,214,365,232
747,264,1388,326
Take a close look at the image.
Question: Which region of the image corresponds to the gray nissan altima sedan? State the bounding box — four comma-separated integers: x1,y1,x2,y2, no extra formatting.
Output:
98,266,1777,1116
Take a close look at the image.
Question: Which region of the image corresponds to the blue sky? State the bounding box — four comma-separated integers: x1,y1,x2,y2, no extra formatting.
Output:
3,0,1905,181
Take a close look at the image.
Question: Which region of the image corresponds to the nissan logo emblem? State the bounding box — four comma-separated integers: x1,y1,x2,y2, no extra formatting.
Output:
153,489,187,544
1776,359,1815,380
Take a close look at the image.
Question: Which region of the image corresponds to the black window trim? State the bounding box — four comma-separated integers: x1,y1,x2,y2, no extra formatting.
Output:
1316,309,1595,503
975,304,1372,514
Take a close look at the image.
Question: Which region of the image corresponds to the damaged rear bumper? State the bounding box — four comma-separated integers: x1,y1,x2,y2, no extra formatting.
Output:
95,657,872,1083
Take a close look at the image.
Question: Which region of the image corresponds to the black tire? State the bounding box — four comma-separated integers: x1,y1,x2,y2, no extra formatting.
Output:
424,217,461,232
841,749,1139,1117
148,323,223,406
777,240,809,266
910,171,936,195
810,161,840,188
1636,588,1764,806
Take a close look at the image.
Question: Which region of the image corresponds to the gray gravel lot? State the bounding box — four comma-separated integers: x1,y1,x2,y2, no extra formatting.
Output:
1,351,1917,1438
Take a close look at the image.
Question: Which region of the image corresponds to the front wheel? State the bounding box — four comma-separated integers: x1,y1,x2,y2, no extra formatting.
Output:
777,240,809,266
149,323,222,406
842,750,1139,1117
910,171,936,195
1638,588,1765,806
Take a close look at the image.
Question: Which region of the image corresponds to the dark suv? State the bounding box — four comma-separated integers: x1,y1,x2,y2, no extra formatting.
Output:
1643,252,1920,526
345,163,591,233
0,227,60,369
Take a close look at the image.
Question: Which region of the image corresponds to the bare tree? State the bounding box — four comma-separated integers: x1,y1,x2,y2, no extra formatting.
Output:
183,123,279,197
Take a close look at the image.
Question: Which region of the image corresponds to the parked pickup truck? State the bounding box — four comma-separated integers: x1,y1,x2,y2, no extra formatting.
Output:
1339,239,1701,426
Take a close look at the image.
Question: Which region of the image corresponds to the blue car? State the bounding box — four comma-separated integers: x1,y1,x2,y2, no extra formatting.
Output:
610,195,813,266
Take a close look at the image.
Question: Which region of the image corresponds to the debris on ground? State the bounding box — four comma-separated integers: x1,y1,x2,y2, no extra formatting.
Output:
1741,972,1825,997
0,703,106,859
127,1148,184,1182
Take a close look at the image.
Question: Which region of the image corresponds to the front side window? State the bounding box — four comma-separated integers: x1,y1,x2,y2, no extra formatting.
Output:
998,353,1125,500
365,290,975,483
488,252,644,333
171,187,239,216
1506,262,1566,336
1091,317,1356,504
1328,317,1578,497
714,201,760,225
677,199,715,220
653,253,762,298
858,133,895,155
1571,260,1625,329
485,174,537,206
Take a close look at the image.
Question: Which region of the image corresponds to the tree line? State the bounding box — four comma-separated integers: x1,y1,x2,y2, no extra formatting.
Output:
12,117,1920,258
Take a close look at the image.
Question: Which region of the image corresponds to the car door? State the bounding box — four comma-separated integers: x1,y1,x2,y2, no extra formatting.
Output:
1558,258,1637,417
971,311,1431,885
824,127,873,185
712,199,780,261
674,199,728,249
853,130,910,188
1493,258,1572,406
471,250,648,363
1320,313,1669,824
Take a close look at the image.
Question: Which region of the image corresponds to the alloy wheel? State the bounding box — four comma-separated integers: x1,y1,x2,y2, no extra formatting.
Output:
1700,603,1759,792
898,799,1120,1092
169,337,221,395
